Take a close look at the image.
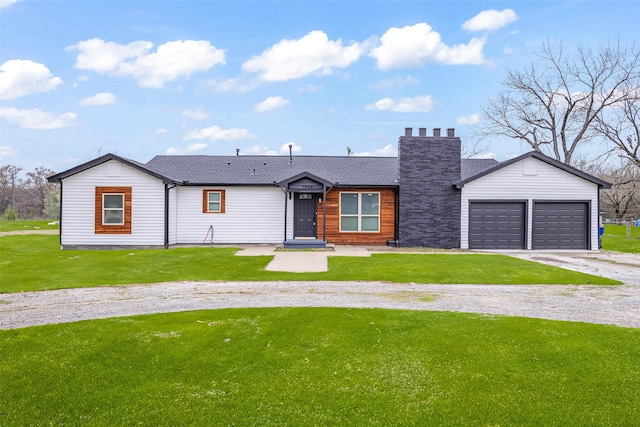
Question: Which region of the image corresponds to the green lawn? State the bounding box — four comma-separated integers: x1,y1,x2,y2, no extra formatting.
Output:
1,308,638,426
0,219,59,232
603,224,640,253
0,235,618,293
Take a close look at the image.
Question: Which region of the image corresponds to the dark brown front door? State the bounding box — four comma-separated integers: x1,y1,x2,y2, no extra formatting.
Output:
294,193,317,238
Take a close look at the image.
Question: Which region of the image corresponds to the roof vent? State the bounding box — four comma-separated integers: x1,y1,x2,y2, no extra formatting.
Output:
419,128,427,137
404,127,412,137
433,128,441,137
236,148,240,156
447,128,455,137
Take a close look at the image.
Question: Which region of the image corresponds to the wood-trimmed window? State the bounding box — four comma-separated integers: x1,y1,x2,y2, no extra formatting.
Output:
339,192,380,232
202,189,226,213
95,187,132,234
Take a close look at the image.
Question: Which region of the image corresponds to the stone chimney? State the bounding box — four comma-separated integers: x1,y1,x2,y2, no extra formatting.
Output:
397,127,461,248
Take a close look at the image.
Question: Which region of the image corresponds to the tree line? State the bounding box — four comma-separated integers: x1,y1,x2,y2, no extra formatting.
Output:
0,165,59,221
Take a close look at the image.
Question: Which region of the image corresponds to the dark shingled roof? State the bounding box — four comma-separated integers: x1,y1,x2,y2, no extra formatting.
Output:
145,155,400,186
460,158,500,181
49,153,507,188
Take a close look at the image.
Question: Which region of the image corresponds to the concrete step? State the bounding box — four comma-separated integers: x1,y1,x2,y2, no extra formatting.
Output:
283,239,327,249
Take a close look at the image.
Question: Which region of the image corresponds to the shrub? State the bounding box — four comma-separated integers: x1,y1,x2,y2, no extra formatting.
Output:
2,206,19,221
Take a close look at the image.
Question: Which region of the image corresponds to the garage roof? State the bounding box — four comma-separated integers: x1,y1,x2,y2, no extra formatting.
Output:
453,151,612,189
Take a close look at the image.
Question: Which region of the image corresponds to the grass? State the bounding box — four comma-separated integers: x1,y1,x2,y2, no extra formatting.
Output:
0,235,619,293
0,219,59,232
1,308,638,426
602,224,640,253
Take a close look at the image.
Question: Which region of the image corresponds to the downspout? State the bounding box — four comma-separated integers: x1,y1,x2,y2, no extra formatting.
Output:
394,187,399,244
283,186,288,242
58,181,63,248
164,183,177,249
323,185,327,242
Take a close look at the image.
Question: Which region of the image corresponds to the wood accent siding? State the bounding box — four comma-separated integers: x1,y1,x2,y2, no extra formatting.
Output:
202,189,226,213
94,186,132,234
318,188,396,245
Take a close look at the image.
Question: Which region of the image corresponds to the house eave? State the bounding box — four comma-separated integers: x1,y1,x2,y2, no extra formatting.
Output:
453,151,612,189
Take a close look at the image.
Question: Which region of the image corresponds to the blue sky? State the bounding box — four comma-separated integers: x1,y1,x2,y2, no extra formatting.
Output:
1,0,638,173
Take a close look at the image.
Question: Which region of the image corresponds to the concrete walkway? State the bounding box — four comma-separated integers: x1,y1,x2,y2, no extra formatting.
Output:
235,245,370,272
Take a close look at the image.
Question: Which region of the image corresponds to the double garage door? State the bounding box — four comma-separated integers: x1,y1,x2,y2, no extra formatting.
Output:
469,201,589,250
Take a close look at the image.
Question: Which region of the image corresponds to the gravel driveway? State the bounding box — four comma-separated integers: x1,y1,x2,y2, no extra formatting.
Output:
1,249,639,330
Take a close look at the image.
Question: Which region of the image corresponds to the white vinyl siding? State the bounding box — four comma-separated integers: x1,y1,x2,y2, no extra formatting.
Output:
174,186,292,244
60,160,165,247
460,157,600,250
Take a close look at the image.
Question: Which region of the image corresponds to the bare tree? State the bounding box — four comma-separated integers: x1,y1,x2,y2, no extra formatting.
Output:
585,159,640,220
480,39,640,166
22,166,58,218
593,87,640,167
0,165,23,214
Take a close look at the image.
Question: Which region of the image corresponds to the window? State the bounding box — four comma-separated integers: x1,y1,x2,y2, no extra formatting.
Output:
103,194,124,225
202,190,226,213
95,187,132,234
340,192,379,232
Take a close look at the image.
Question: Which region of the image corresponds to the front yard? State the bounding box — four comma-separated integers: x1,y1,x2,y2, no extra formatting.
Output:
0,234,619,293
2,308,638,426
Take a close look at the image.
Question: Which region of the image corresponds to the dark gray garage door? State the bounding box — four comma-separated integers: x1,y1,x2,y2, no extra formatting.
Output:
469,202,526,249
532,202,589,249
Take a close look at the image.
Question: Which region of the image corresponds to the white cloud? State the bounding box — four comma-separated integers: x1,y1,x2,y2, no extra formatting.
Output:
280,142,301,154
366,95,435,113
0,145,15,161
0,107,77,129
240,145,279,155
254,96,290,113
370,23,485,69
78,92,116,106
183,125,250,141
165,143,208,155
242,30,363,81
67,38,226,88
0,59,63,100
156,128,169,134
181,108,209,120
236,142,301,156
204,76,259,93
353,144,397,157
462,9,518,32
457,113,480,124
242,145,268,154
503,45,515,54
0,0,19,9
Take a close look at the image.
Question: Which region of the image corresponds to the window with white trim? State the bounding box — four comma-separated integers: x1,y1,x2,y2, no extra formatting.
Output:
102,193,125,225
340,192,380,232
202,189,226,213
